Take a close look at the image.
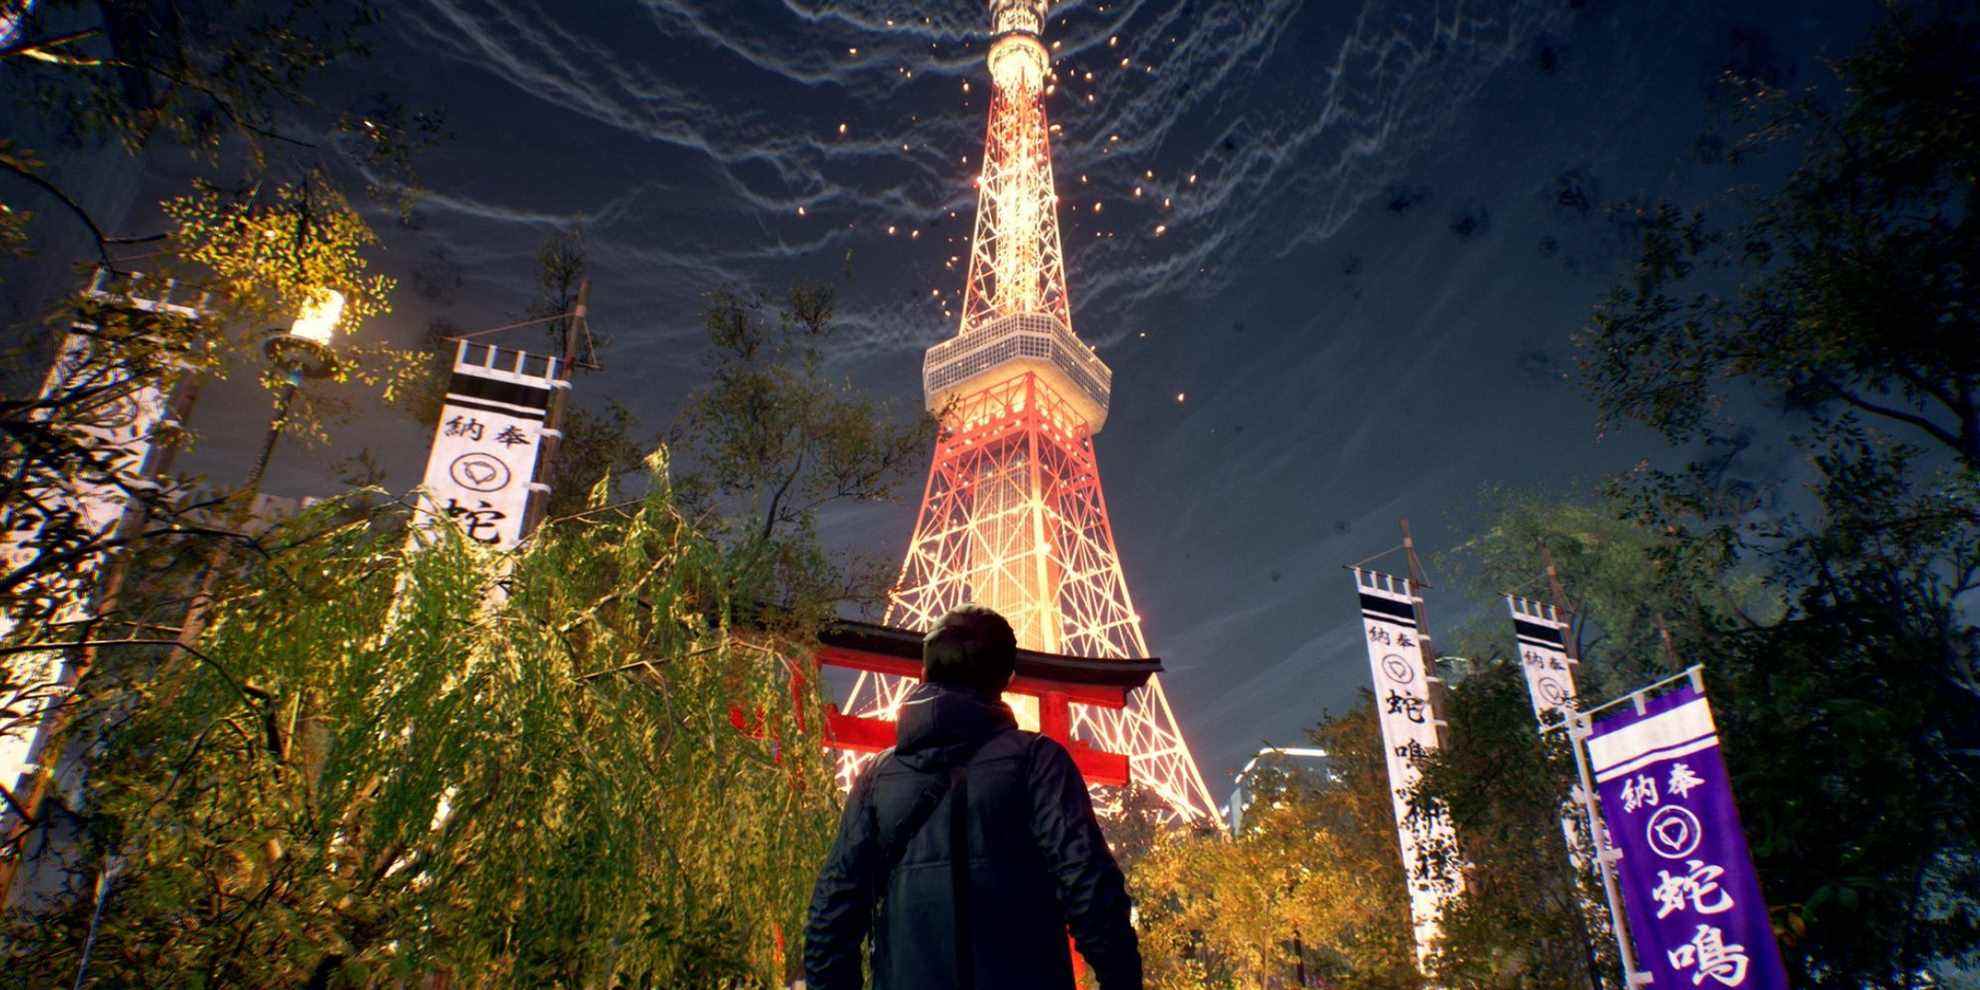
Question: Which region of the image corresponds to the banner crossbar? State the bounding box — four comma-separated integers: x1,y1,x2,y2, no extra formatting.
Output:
1573,664,1705,722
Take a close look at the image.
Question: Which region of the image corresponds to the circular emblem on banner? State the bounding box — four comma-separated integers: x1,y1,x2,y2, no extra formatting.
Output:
1537,677,1569,705
449,452,511,493
1645,805,1703,859
1381,653,1415,685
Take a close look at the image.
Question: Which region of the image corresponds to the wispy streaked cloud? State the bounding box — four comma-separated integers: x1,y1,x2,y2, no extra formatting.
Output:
380,0,1563,360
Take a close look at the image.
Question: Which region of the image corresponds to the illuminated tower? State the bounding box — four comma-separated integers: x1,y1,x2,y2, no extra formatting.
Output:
842,0,1218,824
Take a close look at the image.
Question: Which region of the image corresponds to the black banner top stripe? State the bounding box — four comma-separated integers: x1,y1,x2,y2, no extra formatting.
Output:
1513,618,1565,646
445,396,546,422
446,370,552,413
1358,593,1418,625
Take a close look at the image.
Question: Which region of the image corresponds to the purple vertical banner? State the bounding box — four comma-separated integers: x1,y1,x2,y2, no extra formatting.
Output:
1588,683,1787,989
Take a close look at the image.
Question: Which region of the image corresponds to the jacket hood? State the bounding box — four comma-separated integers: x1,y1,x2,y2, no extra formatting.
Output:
893,681,1017,769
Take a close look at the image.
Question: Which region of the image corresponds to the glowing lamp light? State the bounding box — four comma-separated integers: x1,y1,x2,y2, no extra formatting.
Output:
289,288,346,346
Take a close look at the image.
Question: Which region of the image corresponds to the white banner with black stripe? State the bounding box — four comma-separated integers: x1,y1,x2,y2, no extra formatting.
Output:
1354,567,1463,969
1,273,200,803
1506,595,1580,725
417,341,562,550
1506,594,1613,949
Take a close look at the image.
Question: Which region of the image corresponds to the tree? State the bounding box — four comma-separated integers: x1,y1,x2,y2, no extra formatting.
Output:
1,1,440,906
1425,478,1978,988
510,225,651,522
1,457,841,988
1413,661,1614,990
0,0,436,665
540,399,646,521
672,282,936,616
1,0,439,263
2,250,942,983
1580,5,1978,469
1129,698,1417,990
1562,8,1979,984
526,226,589,343
0,173,416,737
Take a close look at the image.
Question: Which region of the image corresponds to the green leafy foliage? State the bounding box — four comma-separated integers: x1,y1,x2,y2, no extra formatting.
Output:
1414,657,1615,990
1556,10,1980,981
672,283,936,616
3,459,839,987
2,1,440,260
1579,6,1978,468
540,400,647,521
1429,479,1978,988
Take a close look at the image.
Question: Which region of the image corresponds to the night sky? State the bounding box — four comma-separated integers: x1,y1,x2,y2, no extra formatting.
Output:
26,1,1881,798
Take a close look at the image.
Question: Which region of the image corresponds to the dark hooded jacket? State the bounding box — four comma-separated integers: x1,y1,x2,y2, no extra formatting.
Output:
803,683,1141,990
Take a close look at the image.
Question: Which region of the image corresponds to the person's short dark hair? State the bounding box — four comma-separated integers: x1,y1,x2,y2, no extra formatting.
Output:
922,605,1017,697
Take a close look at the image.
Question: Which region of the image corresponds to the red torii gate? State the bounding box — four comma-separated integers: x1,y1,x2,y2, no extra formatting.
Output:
810,619,1158,786
736,621,1150,986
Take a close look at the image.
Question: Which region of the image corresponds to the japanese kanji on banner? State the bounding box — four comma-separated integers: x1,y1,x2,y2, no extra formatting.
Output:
1506,595,1579,724
1354,567,1463,968
1505,595,1615,947
417,341,563,550
1589,682,1787,990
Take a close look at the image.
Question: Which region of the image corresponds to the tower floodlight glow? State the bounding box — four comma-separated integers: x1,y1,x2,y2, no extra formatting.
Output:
840,0,1219,824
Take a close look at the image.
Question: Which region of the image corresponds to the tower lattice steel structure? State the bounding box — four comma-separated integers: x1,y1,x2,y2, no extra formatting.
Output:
840,0,1219,824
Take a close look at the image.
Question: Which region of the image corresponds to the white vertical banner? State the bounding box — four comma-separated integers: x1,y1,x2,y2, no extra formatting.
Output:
416,341,563,550
1354,567,1463,970
1,271,201,801
1506,595,1580,724
1506,595,1612,949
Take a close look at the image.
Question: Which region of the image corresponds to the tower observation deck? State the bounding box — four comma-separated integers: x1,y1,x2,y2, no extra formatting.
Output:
842,0,1219,825
923,0,1110,432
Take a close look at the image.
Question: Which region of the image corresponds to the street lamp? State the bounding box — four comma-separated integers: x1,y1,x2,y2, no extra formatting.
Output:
176,288,345,646
266,287,342,357
67,287,349,984
244,288,342,490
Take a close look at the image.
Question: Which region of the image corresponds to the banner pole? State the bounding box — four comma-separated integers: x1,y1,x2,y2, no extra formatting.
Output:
1539,544,1575,660
520,277,587,540
1565,713,1646,986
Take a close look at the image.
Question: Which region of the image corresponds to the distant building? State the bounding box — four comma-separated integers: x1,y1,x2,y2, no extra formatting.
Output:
1223,746,1333,834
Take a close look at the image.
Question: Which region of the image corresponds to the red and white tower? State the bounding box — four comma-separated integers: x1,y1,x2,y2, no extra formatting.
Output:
842,0,1219,824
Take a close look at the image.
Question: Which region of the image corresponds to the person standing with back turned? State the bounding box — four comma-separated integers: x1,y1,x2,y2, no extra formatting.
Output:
804,605,1142,990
